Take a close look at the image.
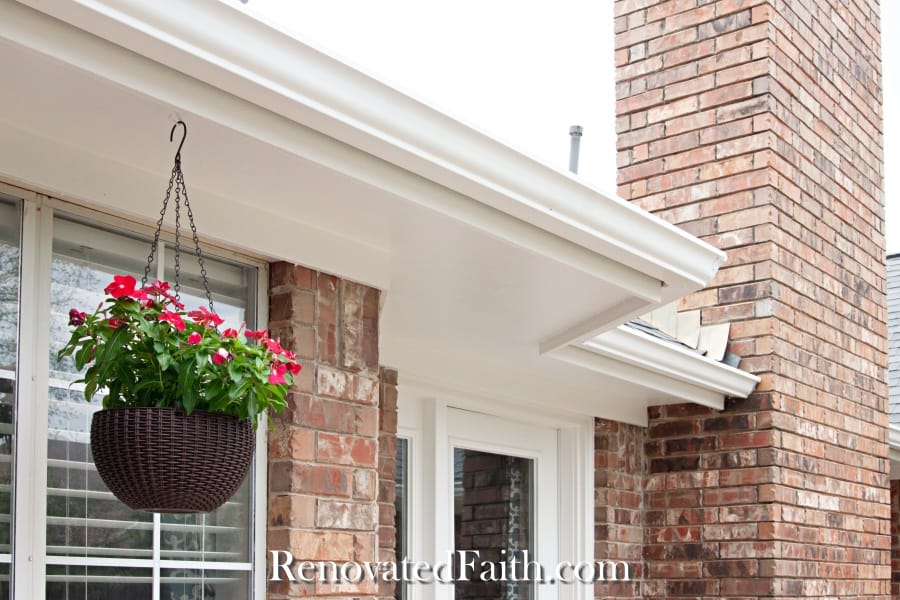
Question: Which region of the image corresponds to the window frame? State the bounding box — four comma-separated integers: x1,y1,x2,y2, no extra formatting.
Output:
5,183,269,600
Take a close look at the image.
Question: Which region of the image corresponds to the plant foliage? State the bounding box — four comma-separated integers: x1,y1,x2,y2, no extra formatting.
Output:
57,275,299,427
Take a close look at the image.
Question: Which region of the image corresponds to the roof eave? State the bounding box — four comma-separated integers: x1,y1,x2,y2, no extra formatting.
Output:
576,324,760,405
17,0,725,299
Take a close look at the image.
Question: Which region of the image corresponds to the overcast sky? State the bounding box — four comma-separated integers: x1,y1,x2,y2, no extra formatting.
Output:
239,0,897,254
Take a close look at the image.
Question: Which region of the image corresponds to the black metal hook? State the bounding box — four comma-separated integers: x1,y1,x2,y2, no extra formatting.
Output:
170,120,187,163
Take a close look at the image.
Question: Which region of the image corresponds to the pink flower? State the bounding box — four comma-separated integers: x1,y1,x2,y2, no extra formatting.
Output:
188,306,224,328
158,310,185,331
108,318,126,329
128,287,149,302
104,275,137,299
264,338,285,355
187,332,202,345
268,360,287,385
143,279,181,308
212,347,231,365
222,328,239,339
245,329,268,340
286,362,302,376
68,308,87,326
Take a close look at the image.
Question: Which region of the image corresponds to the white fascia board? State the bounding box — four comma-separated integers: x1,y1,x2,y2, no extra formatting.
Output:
890,426,900,479
548,346,725,412
582,325,760,400
16,0,726,297
890,425,900,455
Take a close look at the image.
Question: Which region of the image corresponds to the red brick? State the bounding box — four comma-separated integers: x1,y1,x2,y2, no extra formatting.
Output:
613,1,888,597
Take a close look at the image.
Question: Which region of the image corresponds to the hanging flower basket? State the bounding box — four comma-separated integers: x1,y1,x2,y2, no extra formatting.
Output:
91,408,254,513
57,122,300,513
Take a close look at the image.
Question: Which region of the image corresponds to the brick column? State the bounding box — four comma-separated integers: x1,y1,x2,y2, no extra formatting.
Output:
614,1,888,598
594,418,646,599
893,481,900,599
378,367,399,600
266,262,385,599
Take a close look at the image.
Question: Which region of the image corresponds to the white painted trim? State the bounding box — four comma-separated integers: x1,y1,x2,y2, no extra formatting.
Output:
27,196,53,600
583,325,760,398
548,347,725,419
253,264,269,600
12,0,725,299
890,424,900,451
9,185,40,600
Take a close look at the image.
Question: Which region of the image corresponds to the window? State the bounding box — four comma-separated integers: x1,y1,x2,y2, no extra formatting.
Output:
0,195,21,599
3,187,265,599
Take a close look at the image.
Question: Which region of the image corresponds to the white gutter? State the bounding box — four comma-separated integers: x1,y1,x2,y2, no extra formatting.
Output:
572,324,760,405
16,0,726,299
890,425,900,462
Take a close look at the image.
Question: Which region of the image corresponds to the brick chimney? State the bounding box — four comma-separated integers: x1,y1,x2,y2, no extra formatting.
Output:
606,1,889,598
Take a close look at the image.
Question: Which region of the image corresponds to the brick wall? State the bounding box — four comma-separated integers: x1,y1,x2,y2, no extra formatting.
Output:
266,262,385,599
614,0,889,598
378,367,399,600
594,418,645,599
893,480,900,598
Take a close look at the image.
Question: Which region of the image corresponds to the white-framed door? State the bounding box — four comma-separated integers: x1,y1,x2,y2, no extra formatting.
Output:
398,379,594,600
444,407,558,600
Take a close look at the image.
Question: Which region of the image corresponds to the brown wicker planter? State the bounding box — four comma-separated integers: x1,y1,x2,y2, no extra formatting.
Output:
90,407,255,513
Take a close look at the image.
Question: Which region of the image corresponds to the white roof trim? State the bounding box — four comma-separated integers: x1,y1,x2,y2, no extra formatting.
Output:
890,424,900,454
889,425,900,479
578,324,760,403
17,0,726,299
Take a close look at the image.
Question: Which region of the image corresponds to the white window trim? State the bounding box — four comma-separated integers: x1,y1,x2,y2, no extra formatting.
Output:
3,182,269,599
398,376,594,600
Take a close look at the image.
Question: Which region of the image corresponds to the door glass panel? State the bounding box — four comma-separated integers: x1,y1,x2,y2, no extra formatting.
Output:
160,568,249,600
454,448,534,600
45,565,152,599
48,218,155,560
46,214,257,596
0,197,18,598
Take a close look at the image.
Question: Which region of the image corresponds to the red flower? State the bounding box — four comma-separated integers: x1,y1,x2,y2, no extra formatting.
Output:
222,328,239,339
187,332,202,345
268,360,287,385
108,318,126,329
68,309,87,326
143,279,181,308
188,306,224,328
104,275,137,299
286,362,302,376
158,310,185,331
128,287,149,302
145,279,170,293
212,348,231,365
245,329,268,340
264,337,285,355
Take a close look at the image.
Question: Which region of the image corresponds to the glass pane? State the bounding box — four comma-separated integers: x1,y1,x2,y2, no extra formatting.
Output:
48,218,154,559
0,197,19,569
46,565,152,599
454,448,534,600
160,476,251,563
160,568,249,600
394,438,408,600
46,215,257,590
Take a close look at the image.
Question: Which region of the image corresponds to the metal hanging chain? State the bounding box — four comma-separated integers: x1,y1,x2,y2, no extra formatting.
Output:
141,121,215,312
